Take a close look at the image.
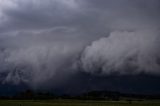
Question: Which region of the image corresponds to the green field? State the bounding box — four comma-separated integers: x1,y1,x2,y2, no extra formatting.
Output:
0,100,160,106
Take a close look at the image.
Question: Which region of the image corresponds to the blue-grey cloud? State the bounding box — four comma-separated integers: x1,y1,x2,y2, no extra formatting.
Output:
0,0,159,89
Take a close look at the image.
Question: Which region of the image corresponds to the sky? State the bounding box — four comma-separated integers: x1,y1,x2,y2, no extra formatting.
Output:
0,0,160,95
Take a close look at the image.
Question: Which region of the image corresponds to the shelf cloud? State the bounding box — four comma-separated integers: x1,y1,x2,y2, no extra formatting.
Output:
0,0,160,89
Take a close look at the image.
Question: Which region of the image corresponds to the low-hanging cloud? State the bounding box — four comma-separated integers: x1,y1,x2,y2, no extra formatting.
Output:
81,30,160,75
0,38,84,88
0,0,160,89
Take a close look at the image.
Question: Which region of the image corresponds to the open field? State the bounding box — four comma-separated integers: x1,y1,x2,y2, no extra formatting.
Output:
0,100,160,106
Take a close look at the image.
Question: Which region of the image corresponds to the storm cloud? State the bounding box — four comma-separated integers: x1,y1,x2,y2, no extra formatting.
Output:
81,30,160,75
0,0,160,89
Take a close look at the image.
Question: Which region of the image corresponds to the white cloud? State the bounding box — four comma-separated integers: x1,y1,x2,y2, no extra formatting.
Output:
81,30,160,75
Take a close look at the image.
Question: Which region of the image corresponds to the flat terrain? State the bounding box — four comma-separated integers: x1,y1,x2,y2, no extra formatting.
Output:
0,100,160,106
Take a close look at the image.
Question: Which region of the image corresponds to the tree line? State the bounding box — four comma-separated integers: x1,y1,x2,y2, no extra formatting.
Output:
0,89,160,101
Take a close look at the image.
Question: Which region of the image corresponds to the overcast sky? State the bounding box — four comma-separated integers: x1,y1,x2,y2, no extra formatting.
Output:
0,0,160,94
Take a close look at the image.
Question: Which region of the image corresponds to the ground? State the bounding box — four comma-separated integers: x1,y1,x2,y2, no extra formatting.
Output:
0,100,160,106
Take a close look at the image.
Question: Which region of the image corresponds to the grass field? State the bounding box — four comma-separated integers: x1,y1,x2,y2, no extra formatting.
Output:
0,100,160,106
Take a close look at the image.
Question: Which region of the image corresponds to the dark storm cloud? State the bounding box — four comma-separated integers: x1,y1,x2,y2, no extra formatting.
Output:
0,0,160,89
0,0,82,32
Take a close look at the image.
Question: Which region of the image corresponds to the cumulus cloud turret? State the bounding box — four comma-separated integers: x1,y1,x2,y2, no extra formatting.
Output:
81,30,160,75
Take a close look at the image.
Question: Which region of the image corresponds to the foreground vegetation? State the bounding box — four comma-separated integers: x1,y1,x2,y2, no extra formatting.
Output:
0,100,160,106
1,90,160,106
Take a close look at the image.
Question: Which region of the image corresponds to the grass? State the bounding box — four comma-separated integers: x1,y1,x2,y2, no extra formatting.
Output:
0,100,160,106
